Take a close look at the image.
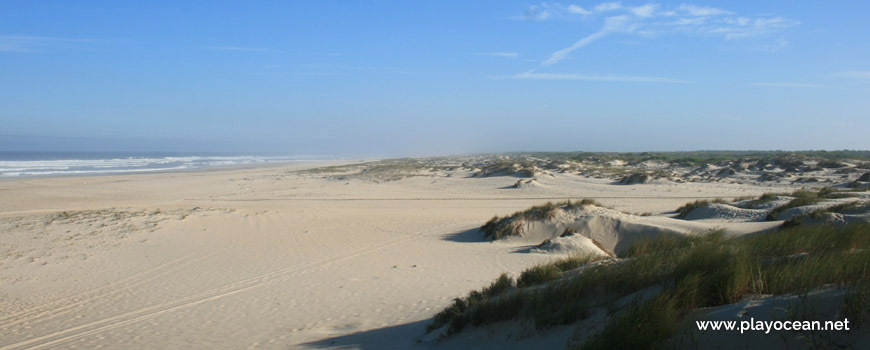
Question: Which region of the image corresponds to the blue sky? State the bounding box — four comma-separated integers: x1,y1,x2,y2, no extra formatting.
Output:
1,1,868,155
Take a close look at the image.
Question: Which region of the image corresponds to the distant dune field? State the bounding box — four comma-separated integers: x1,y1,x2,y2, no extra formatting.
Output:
1,154,868,349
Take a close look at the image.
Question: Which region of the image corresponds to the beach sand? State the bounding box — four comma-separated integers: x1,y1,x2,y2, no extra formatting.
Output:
0,160,791,349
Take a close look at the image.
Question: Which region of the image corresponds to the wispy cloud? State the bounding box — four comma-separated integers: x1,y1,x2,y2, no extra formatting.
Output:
750,82,822,88
507,3,799,83
480,52,519,58
832,71,870,79
523,3,738,22
523,4,553,21
541,29,609,66
0,35,96,53
675,4,733,17
201,46,276,53
497,71,693,84
567,5,592,15
541,15,633,66
531,3,798,67
595,2,623,12
709,17,799,39
629,4,658,18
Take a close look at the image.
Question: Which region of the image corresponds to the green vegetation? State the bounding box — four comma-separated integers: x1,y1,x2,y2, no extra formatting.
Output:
818,160,849,168
674,199,729,218
517,254,600,288
767,187,855,221
817,186,861,199
820,200,869,215
482,199,602,240
781,200,870,228
474,160,537,178
298,158,463,181
733,187,869,221
300,151,870,186
427,254,602,333
429,223,870,348
742,192,787,209
427,273,517,334
845,283,870,329
534,150,870,165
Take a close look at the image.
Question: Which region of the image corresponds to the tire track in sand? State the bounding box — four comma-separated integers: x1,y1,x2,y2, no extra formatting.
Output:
0,250,226,332
0,221,477,350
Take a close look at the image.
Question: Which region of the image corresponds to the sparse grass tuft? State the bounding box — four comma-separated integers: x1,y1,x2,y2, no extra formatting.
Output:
482,199,603,240
815,186,861,199
766,190,824,220
780,200,869,228
675,199,729,218
475,161,538,178
827,201,868,214
742,192,787,209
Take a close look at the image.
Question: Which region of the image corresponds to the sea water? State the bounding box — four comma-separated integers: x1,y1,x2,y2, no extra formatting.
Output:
0,152,338,177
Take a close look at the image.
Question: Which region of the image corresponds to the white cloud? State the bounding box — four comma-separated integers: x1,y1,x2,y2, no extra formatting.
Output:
595,2,623,12
541,15,633,67
629,4,658,18
524,4,551,21
673,17,707,26
677,4,733,17
508,3,799,83
541,29,610,66
750,82,822,88
567,5,592,15
501,71,693,83
517,2,797,38
522,3,595,20
708,17,800,39
521,3,798,66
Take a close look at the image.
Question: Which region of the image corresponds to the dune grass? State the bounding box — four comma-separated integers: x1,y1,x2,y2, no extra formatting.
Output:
429,223,870,347
737,187,867,221
482,199,603,240
766,190,825,220
517,254,600,288
426,254,603,334
674,199,729,218
781,200,870,228
742,192,788,209
817,186,861,199
475,160,537,178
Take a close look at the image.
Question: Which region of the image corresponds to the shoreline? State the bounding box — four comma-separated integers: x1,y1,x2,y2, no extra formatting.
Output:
0,157,371,182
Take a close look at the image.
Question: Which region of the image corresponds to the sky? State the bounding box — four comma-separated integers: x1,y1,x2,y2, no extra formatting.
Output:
1,1,869,155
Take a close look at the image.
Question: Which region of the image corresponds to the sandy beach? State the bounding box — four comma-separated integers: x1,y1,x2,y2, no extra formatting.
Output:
5,2,869,348
0,157,809,349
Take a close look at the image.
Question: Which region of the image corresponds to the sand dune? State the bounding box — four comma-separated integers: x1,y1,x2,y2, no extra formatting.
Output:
0,160,827,349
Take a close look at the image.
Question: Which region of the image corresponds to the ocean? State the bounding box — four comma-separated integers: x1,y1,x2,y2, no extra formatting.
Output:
0,152,339,177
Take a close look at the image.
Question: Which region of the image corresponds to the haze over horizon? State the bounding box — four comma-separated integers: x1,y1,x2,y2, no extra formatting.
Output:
2,1,868,155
